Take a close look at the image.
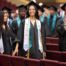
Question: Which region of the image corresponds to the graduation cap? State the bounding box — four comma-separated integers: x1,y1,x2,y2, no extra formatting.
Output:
42,4,49,9
49,5,57,11
27,1,39,9
17,5,27,11
38,5,44,12
2,7,12,14
61,3,66,11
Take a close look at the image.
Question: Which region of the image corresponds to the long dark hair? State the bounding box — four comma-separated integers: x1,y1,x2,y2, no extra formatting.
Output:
0,11,4,29
0,11,4,37
27,4,39,19
0,11,8,30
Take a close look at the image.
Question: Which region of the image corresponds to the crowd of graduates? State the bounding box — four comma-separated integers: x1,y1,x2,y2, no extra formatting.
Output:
0,1,66,59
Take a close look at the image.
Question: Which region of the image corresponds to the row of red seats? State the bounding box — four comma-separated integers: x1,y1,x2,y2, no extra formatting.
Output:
46,43,59,51
46,37,59,44
46,37,66,62
46,50,66,62
46,37,59,51
0,54,66,66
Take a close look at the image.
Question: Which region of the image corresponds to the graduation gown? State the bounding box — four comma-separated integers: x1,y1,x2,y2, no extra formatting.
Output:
17,19,26,56
10,20,18,35
1,27,17,55
17,18,46,59
56,19,66,51
28,22,43,59
41,15,62,37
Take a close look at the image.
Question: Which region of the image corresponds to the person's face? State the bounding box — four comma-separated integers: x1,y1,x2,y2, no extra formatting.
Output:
58,7,62,12
3,10,9,17
65,7,66,12
16,9,19,16
29,5,36,17
38,10,43,17
11,12,16,18
50,9,55,15
44,8,50,15
19,9,26,17
3,10,9,22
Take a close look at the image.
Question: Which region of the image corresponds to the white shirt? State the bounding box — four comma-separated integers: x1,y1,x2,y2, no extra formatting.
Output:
0,35,4,53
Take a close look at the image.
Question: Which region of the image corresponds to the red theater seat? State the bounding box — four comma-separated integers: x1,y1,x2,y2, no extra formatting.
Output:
46,37,59,44
61,52,66,62
41,59,59,66
11,56,26,66
59,62,66,66
46,43,59,51
0,54,12,66
25,58,40,66
46,50,62,61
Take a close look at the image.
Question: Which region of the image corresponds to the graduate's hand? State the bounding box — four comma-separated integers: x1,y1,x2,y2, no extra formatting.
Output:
2,25,6,30
12,43,19,56
43,52,46,59
64,26,66,30
12,49,18,56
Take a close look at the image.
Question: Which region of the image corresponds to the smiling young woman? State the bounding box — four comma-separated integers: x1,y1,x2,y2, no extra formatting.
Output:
15,1,46,59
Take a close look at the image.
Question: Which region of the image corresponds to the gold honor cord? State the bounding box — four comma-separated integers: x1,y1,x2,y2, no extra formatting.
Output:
27,49,30,59
41,33,46,59
27,42,30,59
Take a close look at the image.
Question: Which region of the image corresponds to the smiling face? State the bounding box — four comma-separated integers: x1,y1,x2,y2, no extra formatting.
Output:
29,5,36,17
19,9,26,17
3,10,9,22
38,10,43,17
50,9,55,15
65,6,66,12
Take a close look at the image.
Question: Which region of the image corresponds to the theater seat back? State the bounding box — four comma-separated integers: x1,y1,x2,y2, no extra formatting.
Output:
11,56,26,66
25,58,40,66
0,54,12,66
41,59,59,66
